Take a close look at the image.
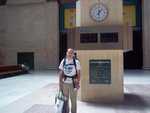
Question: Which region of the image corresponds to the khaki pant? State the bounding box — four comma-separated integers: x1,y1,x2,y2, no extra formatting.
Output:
63,82,77,113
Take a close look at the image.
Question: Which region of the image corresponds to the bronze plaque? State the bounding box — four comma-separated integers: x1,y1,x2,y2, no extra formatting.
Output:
89,60,111,84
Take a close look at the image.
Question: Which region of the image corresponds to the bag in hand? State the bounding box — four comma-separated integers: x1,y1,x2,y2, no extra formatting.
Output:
55,90,67,113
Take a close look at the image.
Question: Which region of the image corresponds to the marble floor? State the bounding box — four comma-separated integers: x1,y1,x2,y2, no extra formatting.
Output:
0,70,58,109
0,70,150,113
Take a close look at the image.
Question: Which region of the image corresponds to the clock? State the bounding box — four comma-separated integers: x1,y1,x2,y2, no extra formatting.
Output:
90,3,108,22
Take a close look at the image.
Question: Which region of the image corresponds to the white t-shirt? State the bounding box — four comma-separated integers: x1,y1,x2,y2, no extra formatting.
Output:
59,58,81,83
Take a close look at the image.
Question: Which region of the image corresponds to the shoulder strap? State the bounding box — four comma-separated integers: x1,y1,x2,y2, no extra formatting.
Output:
73,58,78,76
63,57,66,68
73,58,77,69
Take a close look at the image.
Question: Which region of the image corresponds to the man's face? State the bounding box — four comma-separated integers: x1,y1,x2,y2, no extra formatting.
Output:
66,49,74,58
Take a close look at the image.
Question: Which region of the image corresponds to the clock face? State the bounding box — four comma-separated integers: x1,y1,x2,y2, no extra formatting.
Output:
90,3,108,22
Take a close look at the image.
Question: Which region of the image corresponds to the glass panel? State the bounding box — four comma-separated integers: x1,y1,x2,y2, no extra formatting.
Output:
100,32,118,43
80,33,98,43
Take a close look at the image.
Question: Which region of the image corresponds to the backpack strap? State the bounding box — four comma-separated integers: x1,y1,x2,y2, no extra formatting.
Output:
73,58,77,77
63,57,66,68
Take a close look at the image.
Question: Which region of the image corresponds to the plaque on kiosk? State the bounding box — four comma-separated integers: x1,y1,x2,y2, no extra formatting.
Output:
89,60,111,84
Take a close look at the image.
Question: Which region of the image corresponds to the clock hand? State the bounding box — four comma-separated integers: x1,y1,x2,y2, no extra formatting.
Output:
97,9,102,16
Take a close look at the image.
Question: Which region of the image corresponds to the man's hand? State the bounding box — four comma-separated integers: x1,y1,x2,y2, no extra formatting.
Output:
76,70,80,83
74,78,80,90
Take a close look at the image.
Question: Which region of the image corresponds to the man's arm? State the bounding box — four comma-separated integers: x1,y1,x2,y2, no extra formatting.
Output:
59,70,63,90
77,70,80,82
58,59,64,90
76,60,81,82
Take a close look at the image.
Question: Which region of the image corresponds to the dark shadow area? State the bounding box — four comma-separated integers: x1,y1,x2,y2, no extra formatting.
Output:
124,30,143,69
59,32,67,63
81,93,149,111
0,0,7,5
0,73,27,79
118,93,149,110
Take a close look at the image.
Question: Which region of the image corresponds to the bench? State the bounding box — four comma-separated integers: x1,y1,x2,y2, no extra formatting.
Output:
0,65,29,78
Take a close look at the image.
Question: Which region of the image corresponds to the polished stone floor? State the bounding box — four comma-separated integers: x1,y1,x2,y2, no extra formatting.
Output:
0,70,150,113
0,70,58,109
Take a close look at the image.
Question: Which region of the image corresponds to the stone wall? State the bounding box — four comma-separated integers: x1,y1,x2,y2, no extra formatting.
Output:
0,1,59,69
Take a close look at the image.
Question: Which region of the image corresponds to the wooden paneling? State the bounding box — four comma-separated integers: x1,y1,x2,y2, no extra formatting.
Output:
123,25,133,51
143,0,150,69
123,5,136,26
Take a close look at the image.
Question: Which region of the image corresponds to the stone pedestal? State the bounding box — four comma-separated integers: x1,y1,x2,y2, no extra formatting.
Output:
77,50,124,103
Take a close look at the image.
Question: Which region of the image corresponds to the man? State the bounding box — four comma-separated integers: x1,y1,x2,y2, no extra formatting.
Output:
59,48,81,113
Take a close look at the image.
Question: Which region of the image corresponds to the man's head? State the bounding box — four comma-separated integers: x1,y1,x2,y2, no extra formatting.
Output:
66,48,74,59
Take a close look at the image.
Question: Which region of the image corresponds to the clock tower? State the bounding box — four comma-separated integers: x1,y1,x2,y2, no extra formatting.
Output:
76,0,123,27
73,0,132,103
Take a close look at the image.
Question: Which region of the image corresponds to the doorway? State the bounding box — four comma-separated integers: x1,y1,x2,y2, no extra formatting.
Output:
17,52,34,70
124,0,143,69
59,32,67,62
124,30,143,69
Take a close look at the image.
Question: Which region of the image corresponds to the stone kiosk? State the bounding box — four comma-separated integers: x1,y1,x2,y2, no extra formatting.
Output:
71,0,133,102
